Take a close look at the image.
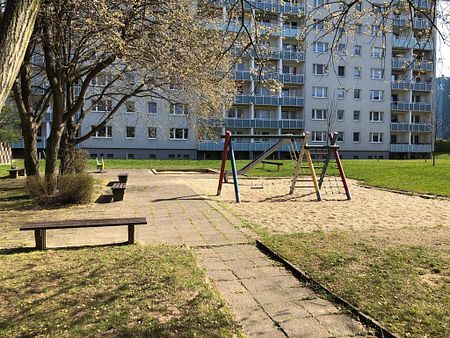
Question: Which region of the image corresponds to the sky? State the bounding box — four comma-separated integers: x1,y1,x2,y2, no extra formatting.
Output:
437,4,450,77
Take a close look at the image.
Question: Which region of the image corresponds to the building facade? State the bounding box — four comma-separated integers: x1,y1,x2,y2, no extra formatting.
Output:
12,0,436,160
436,76,450,139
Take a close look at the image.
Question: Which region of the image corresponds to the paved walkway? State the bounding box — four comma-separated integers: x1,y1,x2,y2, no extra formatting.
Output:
28,170,373,337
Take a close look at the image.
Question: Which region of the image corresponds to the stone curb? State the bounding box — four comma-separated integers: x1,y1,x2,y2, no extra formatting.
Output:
256,240,399,338
359,184,450,201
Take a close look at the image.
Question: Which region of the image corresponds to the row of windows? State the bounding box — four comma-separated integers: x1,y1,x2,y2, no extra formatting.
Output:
311,131,384,143
311,109,384,122
90,153,190,160
313,64,384,80
312,42,385,58
312,87,385,101
91,126,189,140
91,100,184,114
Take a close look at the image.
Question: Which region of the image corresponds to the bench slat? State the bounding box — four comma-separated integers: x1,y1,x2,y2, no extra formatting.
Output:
20,217,147,231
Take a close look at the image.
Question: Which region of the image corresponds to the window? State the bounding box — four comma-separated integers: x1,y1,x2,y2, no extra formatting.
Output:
354,89,361,100
168,154,175,159
183,154,190,159
313,0,326,7
312,131,327,142
337,132,344,142
91,99,112,112
313,42,329,53
371,25,385,37
106,154,114,159
149,154,156,159
169,128,189,140
354,24,362,34
338,66,345,77
354,45,361,56
126,153,135,159
370,132,383,143
312,86,328,98
353,110,360,121
355,1,362,11
91,74,111,86
371,47,384,58
170,103,186,115
126,126,135,138
312,109,327,120
353,132,360,143
313,64,327,75
148,102,157,114
370,68,384,80
283,65,298,74
148,127,157,139
370,90,384,101
337,43,346,54
92,125,112,138
336,88,345,99
337,110,344,121
313,19,324,30
354,67,361,78
125,100,136,113
370,111,384,122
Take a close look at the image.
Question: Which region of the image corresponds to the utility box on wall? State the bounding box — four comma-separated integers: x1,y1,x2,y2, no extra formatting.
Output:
0,143,12,164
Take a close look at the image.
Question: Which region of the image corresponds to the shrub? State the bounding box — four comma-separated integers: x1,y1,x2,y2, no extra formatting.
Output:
60,147,89,175
27,173,94,206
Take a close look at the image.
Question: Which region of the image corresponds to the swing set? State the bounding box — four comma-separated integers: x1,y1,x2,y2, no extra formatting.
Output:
216,131,351,203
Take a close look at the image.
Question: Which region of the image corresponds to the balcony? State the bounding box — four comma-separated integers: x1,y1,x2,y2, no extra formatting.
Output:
390,143,432,153
392,37,433,50
279,73,304,84
234,94,304,107
242,0,306,15
393,16,431,29
198,140,296,152
232,46,305,61
412,0,432,9
224,118,303,129
391,101,432,112
391,122,432,132
12,138,47,149
391,58,433,71
391,81,432,91
233,71,304,84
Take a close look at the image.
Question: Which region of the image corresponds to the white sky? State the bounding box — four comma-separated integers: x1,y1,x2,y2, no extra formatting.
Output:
437,3,450,77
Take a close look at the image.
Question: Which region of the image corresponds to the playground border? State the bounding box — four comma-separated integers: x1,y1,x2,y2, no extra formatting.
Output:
359,184,450,201
255,240,398,338
151,168,219,175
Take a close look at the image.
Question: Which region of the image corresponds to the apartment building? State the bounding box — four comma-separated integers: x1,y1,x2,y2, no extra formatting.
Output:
436,76,450,139
12,0,435,160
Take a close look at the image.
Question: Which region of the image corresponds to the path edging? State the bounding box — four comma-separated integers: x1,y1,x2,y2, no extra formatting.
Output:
256,240,398,338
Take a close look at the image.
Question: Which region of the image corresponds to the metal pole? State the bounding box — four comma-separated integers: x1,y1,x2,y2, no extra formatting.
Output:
217,131,231,196
228,139,241,203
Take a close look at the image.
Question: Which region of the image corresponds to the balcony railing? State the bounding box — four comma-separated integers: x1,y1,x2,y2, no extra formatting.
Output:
391,122,432,132
232,47,305,61
224,118,303,129
391,101,432,112
391,81,432,91
392,37,433,50
234,71,304,84
390,143,432,152
392,16,431,29
391,58,433,71
198,140,297,152
234,94,304,107
241,0,306,15
412,0,432,9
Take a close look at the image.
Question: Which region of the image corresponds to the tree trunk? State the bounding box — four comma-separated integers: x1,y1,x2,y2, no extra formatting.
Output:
45,124,64,194
0,0,41,112
21,120,40,176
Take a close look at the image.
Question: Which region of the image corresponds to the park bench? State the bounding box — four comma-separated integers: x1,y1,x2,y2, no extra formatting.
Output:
111,182,126,201
8,168,25,179
118,173,128,183
20,217,147,250
261,160,283,171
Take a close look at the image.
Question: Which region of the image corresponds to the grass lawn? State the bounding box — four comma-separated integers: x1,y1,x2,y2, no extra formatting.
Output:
3,155,450,197
0,245,241,337
260,230,450,338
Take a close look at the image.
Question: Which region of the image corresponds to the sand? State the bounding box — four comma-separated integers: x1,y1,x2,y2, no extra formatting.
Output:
183,175,450,235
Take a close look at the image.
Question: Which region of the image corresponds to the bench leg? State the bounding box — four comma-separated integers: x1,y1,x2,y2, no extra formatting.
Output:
34,229,46,250
128,225,135,244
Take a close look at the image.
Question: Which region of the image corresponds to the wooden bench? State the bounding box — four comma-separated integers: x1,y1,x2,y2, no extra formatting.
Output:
111,182,126,201
8,168,25,178
20,217,147,250
261,160,283,171
118,173,128,183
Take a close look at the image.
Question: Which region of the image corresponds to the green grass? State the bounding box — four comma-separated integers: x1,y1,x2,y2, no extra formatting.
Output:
85,155,450,197
0,245,241,337
3,155,450,197
261,231,450,338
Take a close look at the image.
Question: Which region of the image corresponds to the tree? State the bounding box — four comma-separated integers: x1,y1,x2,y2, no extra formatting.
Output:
0,104,20,143
13,0,235,191
0,0,41,113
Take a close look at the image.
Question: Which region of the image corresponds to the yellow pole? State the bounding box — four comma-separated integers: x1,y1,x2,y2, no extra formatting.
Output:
305,149,322,201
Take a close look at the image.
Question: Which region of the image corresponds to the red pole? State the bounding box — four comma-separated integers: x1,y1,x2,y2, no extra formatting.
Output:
217,131,231,196
333,147,352,200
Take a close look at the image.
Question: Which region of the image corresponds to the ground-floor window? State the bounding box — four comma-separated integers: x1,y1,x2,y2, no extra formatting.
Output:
169,128,189,140
369,132,383,143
